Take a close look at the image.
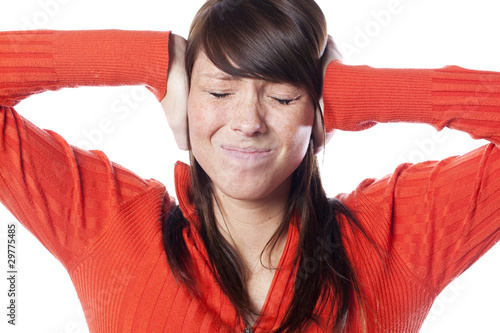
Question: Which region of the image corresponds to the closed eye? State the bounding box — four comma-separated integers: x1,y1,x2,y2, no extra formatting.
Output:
273,97,294,106
210,92,231,99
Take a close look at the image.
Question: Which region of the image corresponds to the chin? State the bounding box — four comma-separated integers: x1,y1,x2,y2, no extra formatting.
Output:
215,181,272,201
214,171,293,203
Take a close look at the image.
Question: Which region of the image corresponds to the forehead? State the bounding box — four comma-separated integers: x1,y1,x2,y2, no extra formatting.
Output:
192,52,237,81
191,52,303,93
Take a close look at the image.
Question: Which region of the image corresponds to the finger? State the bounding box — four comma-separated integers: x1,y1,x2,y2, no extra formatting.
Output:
312,102,325,154
170,109,190,151
162,90,190,151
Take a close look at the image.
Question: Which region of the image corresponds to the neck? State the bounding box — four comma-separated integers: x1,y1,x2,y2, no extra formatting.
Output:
212,176,292,269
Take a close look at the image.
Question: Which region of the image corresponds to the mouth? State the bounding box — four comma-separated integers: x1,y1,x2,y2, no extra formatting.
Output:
220,145,273,161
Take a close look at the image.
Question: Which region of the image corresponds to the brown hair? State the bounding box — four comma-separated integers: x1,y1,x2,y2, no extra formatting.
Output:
163,0,373,331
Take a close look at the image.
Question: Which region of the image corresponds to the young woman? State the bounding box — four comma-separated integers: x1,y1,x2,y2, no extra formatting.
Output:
1,0,499,332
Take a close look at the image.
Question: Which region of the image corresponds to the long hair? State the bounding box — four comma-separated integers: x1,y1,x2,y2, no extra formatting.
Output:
163,0,373,331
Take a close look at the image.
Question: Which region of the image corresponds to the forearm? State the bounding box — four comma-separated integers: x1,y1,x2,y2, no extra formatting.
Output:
0,30,170,106
323,61,500,145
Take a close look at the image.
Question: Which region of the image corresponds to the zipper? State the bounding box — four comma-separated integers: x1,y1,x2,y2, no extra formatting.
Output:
243,327,253,333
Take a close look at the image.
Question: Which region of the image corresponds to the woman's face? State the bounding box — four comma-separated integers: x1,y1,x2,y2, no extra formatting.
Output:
187,52,315,202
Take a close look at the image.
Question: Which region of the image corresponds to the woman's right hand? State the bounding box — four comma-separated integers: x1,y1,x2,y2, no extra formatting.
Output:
313,35,342,154
161,33,190,150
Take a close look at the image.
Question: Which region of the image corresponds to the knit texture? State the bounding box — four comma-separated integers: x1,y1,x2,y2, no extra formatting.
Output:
1,30,499,332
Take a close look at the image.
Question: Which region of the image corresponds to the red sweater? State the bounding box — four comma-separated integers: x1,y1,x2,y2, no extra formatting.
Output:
0,30,499,333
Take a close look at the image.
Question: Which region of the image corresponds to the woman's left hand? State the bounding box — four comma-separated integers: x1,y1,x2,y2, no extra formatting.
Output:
161,33,190,151
313,35,342,154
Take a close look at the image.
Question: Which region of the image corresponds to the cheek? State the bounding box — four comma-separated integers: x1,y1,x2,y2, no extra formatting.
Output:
285,125,313,165
187,96,228,157
188,97,214,137
276,106,315,148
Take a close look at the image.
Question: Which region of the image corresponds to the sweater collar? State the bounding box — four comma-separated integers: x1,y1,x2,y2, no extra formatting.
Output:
173,161,211,264
173,161,197,219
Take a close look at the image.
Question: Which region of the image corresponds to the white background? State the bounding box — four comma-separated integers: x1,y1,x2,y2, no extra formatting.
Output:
0,0,499,332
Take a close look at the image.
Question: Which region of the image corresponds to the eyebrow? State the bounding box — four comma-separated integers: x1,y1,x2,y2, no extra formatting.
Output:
201,72,239,81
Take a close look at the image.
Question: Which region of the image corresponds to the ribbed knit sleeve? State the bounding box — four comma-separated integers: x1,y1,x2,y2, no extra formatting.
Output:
0,30,171,269
323,60,500,145
0,30,170,105
326,62,500,296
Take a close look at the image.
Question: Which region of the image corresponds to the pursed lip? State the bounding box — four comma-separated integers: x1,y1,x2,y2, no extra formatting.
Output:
220,145,273,160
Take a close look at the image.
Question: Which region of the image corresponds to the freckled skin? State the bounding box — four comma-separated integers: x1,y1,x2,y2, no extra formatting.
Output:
187,52,315,204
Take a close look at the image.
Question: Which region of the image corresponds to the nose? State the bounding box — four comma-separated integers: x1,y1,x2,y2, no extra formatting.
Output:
230,95,267,136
